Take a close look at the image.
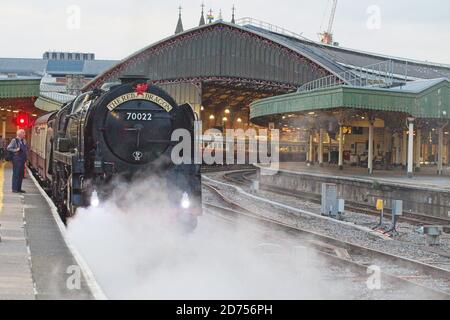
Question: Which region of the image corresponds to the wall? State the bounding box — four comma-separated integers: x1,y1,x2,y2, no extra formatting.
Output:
257,167,450,218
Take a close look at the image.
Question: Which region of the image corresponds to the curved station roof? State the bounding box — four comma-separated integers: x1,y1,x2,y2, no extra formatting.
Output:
84,20,450,92
81,18,450,132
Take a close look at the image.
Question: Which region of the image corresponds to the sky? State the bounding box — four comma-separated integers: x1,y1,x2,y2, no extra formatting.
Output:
0,0,449,63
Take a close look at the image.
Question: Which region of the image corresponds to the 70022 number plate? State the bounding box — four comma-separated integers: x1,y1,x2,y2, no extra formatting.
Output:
125,112,152,121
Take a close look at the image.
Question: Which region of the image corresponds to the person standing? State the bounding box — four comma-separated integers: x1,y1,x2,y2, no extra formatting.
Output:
0,135,4,161
7,129,28,193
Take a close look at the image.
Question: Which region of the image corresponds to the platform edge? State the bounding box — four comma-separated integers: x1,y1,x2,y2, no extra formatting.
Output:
27,168,107,300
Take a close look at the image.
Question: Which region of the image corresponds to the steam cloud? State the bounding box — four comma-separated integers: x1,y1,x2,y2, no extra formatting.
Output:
67,174,350,300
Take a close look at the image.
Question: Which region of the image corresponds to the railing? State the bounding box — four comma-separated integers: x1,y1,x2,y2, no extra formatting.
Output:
236,17,307,42
236,17,350,74
298,60,396,92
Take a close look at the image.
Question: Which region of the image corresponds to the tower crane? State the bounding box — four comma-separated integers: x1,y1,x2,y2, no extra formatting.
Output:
320,0,338,45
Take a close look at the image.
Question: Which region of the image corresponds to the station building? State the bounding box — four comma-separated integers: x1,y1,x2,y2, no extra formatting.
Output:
2,8,448,177
83,11,450,177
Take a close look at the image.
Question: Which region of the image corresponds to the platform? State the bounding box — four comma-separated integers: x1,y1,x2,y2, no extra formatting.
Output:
0,162,96,300
273,163,450,192
256,163,450,218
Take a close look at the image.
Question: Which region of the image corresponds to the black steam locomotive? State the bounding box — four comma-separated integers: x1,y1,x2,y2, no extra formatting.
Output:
29,78,202,231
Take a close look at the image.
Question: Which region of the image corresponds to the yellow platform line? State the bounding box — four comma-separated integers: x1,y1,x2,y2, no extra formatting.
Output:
0,162,4,214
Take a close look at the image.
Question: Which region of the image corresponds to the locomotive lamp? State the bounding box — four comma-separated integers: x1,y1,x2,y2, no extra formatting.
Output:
90,190,100,208
181,192,190,209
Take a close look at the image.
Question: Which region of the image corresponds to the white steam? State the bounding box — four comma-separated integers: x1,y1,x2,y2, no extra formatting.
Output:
67,175,351,300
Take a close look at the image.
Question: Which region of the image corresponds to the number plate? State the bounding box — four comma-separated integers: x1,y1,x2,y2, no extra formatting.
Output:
125,112,152,121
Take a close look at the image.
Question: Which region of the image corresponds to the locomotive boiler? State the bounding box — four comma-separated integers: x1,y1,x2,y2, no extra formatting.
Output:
29,78,202,231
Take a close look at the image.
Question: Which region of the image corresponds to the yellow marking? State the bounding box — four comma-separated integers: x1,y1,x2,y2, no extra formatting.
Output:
376,199,384,211
0,162,4,215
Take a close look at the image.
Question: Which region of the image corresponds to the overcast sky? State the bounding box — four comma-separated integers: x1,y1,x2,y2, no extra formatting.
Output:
1,0,449,63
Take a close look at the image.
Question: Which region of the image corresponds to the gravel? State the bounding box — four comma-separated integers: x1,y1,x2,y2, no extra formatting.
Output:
203,171,450,271
203,205,433,300
201,171,450,299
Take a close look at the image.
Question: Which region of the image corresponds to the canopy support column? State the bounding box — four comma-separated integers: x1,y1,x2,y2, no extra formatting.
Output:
318,128,324,166
368,120,374,175
437,124,447,175
338,126,344,170
308,130,314,165
328,134,332,164
407,117,415,178
402,130,407,169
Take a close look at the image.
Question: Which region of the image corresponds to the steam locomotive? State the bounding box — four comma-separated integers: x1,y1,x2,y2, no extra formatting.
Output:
29,78,202,232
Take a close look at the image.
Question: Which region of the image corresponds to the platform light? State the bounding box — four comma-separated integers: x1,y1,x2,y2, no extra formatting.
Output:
209,114,215,120
13,110,19,113
15,113,29,127
237,117,242,123
32,114,38,117
308,112,315,115
224,109,230,114
6,109,11,112
222,117,228,122
200,106,204,111
282,116,286,119
361,116,365,120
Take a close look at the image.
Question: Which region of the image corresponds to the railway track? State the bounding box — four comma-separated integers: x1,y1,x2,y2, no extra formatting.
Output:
222,170,450,228
202,181,450,300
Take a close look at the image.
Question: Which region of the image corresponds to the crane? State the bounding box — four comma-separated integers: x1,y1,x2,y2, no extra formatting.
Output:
320,0,338,45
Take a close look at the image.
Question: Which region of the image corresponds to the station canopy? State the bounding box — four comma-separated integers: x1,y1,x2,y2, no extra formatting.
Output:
82,19,450,130
0,76,41,114
250,78,450,125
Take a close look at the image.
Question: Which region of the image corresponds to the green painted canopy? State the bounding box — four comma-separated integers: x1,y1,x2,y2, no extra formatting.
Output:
34,92,75,112
250,78,450,122
0,78,40,99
